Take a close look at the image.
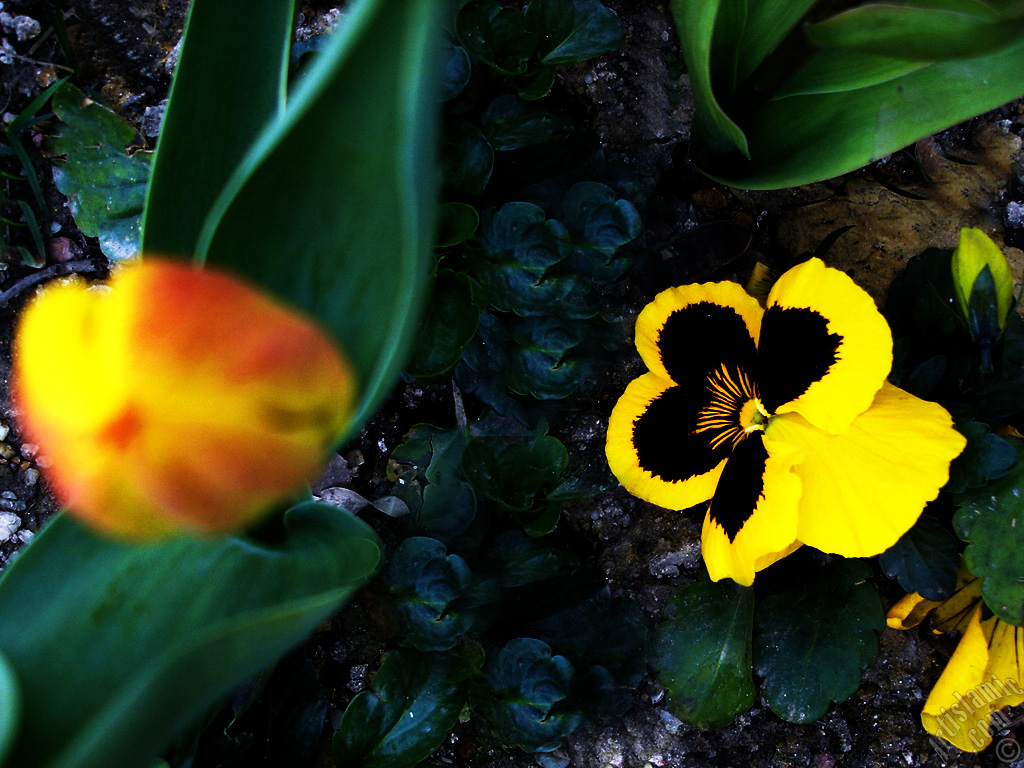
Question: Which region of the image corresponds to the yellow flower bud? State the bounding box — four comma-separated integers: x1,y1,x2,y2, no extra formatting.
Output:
951,227,1015,333
13,258,357,539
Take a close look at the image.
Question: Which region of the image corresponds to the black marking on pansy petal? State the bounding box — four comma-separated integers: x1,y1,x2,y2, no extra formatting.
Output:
632,384,731,483
658,302,757,385
757,306,840,413
708,433,768,541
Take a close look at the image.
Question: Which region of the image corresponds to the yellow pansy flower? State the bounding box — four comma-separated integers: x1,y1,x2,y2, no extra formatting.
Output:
888,574,1024,753
13,258,356,540
606,258,966,586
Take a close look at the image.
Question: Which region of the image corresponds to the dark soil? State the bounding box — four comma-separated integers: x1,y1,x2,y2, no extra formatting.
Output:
2,2,1024,767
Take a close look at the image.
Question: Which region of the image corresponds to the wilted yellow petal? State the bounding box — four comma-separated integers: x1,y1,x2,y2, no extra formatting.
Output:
14,258,357,539
886,592,940,630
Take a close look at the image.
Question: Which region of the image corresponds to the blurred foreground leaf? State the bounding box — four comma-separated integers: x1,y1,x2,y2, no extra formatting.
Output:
0,504,379,768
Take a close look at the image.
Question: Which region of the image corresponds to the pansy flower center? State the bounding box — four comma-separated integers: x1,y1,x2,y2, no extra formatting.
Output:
694,364,769,450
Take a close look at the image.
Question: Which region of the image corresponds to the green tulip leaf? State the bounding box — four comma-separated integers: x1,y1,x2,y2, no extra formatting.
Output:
946,421,1018,493
197,0,444,429
0,503,379,768
775,51,926,98
0,650,19,767
754,559,884,723
473,638,582,753
332,648,469,768
878,514,960,601
653,578,754,729
47,82,151,261
142,0,296,257
669,0,749,157
954,439,1024,625
735,0,817,83
406,270,481,379
524,0,624,64
805,3,1024,61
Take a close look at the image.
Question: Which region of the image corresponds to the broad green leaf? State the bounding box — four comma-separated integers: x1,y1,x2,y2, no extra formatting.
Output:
457,0,538,75
735,0,817,82
954,440,1024,624
333,649,468,768
774,51,925,98
670,0,749,157
693,35,1024,188
406,269,481,378
524,0,624,65
878,514,960,601
754,559,884,723
385,537,479,651
474,638,582,753
0,650,18,767
946,421,1017,493
47,83,151,260
197,0,444,428
805,3,1024,61
652,578,754,729
0,503,379,768
141,0,296,257
709,0,746,93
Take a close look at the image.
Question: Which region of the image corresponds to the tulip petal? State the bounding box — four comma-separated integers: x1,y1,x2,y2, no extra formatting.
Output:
14,259,356,538
760,257,892,434
606,372,729,510
767,382,965,558
701,432,802,586
635,281,761,385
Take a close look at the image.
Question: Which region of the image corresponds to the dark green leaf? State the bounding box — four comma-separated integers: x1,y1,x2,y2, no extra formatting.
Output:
878,514,959,601
198,0,444,428
524,0,624,64
442,120,495,199
441,39,473,102
406,270,481,378
946,421,1017,493
385,537,478,651
560,182,641,254
47,83,151,260
416,480,478,542
488,530,569,588
965,265,1002,347
505,316,588,399
734,0,817,82
805,3,1024,61
653,579,754,729
0,650,18,766
457,0,538,75
333,649,468,768
481,95,569,151
0,504,379,768
521,500,562,536
902,354,947,399
436,202,480,248
954,439,1024,624
142,0,296,257
461,434,568,511
515,64,557,101
474,638,582,752
754,559,884,723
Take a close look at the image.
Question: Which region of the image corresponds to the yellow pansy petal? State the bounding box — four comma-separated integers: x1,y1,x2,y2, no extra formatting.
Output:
14,259,357,539
606,372,727,510
886,592,942,630
701,433,802,586
981,620,1024,713
635,281,762,384
930,575,984,635
760,257,893,434
767,382,965,558
923,606,994,752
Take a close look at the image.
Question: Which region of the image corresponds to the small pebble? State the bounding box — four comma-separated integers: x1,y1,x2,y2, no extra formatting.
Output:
0,512,19,542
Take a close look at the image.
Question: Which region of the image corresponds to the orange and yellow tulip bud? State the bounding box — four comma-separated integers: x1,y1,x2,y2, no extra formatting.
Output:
12,258,356,540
